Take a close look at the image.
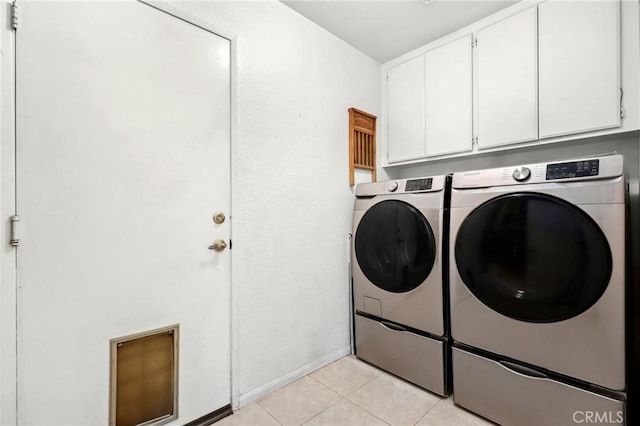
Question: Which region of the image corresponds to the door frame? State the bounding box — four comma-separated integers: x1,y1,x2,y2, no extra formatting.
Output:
0,1,241,423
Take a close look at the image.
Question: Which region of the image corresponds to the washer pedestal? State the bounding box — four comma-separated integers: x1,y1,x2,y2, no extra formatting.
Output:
355,314,448,396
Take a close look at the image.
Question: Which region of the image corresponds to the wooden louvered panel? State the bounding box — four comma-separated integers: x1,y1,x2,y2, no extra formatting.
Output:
354,132,374,169
349,108,377,186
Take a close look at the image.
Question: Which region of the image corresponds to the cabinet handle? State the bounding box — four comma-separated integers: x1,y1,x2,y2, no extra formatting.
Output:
498,360,548,379
379,321,407,333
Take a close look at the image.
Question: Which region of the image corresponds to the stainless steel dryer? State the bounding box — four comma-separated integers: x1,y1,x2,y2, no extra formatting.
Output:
352,176,449,395
449,155,627,425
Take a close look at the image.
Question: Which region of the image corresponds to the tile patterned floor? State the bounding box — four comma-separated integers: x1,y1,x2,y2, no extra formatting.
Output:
218,355,493,426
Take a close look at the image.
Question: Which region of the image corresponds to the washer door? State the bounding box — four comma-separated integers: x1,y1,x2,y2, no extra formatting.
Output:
455,193,612,323
355,200,436,293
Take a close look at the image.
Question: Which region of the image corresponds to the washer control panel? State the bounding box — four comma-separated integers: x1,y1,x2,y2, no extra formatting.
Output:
355,175,446,197
546,159,599,180
405,178,433,192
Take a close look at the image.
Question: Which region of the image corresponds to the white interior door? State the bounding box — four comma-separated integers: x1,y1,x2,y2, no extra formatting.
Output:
15,1,231,424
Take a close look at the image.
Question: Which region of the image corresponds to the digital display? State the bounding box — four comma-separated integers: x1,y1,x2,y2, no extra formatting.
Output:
405,178,433,191
546,160,599,180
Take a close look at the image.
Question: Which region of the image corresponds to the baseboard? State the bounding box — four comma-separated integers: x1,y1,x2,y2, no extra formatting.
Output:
183,404,233,426
237,346,351,408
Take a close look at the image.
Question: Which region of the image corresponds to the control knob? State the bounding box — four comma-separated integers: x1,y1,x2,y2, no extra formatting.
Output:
386,181,399,192
512,167,531,182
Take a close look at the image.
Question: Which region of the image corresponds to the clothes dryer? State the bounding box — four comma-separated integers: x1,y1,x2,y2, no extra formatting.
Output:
449,155,627,425
352,176,450,395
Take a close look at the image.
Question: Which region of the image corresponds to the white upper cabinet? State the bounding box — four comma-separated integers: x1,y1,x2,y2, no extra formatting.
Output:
539,0,620,138
383,0,632,166
477,7,538,149
387,55,426,162
425,35,473,157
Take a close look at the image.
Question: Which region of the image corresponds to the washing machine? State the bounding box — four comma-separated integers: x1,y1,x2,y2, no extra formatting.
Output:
352,176,450,395
449,155,627,425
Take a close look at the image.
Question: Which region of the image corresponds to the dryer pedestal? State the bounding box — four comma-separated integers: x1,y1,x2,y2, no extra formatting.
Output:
355,314,449,396
452,346,625,425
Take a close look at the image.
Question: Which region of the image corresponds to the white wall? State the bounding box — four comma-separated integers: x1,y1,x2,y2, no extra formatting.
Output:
170,0,381,407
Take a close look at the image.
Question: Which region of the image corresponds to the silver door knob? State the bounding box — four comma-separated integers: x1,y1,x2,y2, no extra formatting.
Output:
208,239,227,251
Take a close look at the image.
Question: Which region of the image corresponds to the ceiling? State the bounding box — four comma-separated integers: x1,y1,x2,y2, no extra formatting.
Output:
281,0,518,63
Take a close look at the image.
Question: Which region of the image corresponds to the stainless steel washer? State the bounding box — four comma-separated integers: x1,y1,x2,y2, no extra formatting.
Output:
449,155,627,424
352,176,449,395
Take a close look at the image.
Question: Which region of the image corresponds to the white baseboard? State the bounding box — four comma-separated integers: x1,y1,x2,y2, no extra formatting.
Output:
237,346,351,409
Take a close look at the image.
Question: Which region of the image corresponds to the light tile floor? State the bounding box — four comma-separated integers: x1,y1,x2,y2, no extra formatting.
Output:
218,355,493,426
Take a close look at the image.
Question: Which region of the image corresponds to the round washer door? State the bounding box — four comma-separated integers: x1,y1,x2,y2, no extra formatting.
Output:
355,200,436,293
455,192,612,323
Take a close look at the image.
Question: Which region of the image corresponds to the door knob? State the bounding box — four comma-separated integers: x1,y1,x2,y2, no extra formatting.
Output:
208,239,227,251
213,212,226,224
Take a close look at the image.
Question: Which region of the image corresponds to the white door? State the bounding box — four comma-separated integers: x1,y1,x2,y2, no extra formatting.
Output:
15,1,231,425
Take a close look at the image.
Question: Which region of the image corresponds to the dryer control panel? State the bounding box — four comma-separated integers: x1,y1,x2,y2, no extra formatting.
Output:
451,155,622,189
546,160,599,180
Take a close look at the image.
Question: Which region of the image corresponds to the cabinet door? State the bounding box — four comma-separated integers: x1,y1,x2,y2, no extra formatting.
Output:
539,0,620,138
425,35,472,157
477,7,538,148
387,55,426,162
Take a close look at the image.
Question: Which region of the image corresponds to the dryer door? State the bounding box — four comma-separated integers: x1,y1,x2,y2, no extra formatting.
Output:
455,192,612,323
355,200,436,293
